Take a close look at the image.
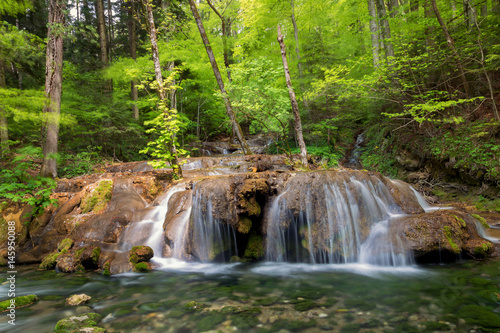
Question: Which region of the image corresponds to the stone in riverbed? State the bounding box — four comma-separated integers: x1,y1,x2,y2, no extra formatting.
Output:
54,313,104,333
66,294,91,306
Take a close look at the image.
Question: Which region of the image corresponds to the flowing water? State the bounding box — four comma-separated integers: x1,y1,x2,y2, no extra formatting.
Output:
1,259,499,333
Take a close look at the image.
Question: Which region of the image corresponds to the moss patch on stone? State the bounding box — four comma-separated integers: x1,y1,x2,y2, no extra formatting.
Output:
443,226,461,254
81,180,113,214
103,261,111,276
294,300,319,311
0,295,38,311
457,304,500,328
58,238,74,252
237,216,252,234
243,233,264,261
54,313,103,333
129,245,154,262
39,252,60,270
184,301,206,312
133,262,149,272
473,242,494,257
471,214,489,229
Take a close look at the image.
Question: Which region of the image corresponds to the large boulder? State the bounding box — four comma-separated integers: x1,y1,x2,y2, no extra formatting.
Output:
391,210,494,262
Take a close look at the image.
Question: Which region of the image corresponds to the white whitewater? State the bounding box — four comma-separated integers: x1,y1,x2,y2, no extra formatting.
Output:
265,175,418,266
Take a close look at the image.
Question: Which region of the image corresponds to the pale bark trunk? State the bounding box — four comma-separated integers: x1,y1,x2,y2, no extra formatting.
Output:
40,0,65,178
107,0,114,62
96,0,108,64
430,0,470,97
375,0,394,59
367,0,380,67
206,0,233,82
189,0,252,155
277,25,308,167
145,0,182,177
0,60,8,157
127,0,139,119
290,0,303,79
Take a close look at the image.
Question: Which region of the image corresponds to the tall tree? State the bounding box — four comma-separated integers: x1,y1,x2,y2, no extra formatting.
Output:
188,0,252,155
430,0,470,97
277,25,308,167
40,0,66,177
375,0,394,59
290,0,303,79
0,60,8,157
367,0,380,67
206,0,233,82
127,0,139,119
144,0,183,177
96,0,112,92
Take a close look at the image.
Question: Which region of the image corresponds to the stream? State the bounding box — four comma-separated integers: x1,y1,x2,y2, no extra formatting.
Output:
1,258,500,332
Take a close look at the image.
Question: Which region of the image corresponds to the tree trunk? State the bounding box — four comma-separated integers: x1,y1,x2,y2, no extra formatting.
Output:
40,0,66,178
387,0,399,18
96,0,112,92
188,0,252,155
367,0,380,67
0,60,9,157
375,0,394,59
82,0,92,24
206,0,233,82
107,0,114,62
127,0,139,119
145,0,182,177
430,0,470,97
277,25,308,167
290,0,303,79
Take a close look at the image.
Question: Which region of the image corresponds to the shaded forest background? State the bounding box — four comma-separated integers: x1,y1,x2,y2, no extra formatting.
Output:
1,0,499,207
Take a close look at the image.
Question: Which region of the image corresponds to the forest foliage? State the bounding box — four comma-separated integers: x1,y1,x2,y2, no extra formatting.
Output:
0,0,498,187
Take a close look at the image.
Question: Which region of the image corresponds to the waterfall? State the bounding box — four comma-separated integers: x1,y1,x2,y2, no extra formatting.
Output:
265,173,415,266
118,185,184,257
190,189,239,262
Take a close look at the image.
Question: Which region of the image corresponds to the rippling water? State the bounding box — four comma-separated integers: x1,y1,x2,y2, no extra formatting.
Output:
1,259,499,333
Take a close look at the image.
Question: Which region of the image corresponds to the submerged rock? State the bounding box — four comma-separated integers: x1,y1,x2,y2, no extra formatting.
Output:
0,295,38,311
66,294,91,306
54,313,105,333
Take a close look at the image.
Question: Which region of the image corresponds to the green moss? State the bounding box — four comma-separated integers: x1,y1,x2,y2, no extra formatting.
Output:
340,323,361,333
129,245,154,262
133,262,149,272
54,313,102,332
294,300,319,311
238,216,252,234
103,261,110,276
243,233,264,261
473,242,493,258
254,296,280,306
453,215,466,228
457,305,500,328
443,226,461,253
39,252,59,270
129,254,139,264
0,295,38,311
81,180,113,214
220,306,239,314
344,298,376,311
271,319,318,331
74,248,84,259
58,238,74,252
196,312,225,331
184,301,206,312
471,214,489,229
91,247,101,265
423,321,450,332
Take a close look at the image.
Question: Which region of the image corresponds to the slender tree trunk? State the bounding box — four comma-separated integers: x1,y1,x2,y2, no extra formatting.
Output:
375,0,394,59
206,0,233,82
367,0,380,67
107,0,114,62
430,0,470,97
0,60,9,157
82,0,92,24
96,0,112,92
145,0,182,177
40,0,66,178
127,0,139,119
290,0,303,79
188,0,252,155
388,0,399,17
277,25,308,167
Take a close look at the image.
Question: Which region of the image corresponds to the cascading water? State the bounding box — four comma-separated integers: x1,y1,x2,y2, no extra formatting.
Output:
190,189,239,262
265,172,416,266
118,185,184,258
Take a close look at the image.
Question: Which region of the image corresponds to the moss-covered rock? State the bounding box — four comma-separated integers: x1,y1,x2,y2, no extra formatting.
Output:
184,301,206,312
0,295,38,312
39,252,60,270
81,180,113,214
237,216,252,234
471,214,489,228
58,238,74,252
129,246,153,263
54,313,103,332
243,232,265,261
133,262,150,272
